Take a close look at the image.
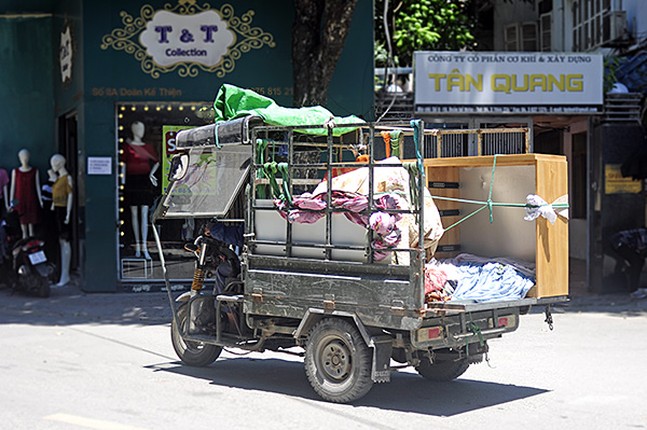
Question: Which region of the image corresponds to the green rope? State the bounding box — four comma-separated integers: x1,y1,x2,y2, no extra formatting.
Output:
276,162,293,205
390,130,402,158
432,195,569,210
256,139,269,199
407,119,425,213
410,119,424,174
404,162,420,207
442,205,489,231
430,154,569,233
486,155,497,223
262,162,282,201
467,321,485,348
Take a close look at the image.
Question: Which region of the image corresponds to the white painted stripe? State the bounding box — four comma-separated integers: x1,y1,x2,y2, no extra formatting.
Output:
44,413,149,430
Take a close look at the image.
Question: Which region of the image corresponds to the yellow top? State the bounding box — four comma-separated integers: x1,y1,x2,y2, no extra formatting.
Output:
52,175,72,207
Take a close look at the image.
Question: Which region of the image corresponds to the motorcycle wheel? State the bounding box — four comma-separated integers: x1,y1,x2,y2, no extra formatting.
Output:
19,274,50,298
37,277,51,298
415,357,470,381
304,318,373,403
171,303,222,367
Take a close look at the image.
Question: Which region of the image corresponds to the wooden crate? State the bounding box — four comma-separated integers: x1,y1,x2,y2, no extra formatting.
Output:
424,154,569,298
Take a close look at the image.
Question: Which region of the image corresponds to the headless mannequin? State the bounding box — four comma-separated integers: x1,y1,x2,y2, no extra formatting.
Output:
126,122,159,259
10,149,43,238
50,154,73,287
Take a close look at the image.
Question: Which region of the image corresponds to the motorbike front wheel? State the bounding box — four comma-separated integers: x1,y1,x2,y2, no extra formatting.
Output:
171,304,222,367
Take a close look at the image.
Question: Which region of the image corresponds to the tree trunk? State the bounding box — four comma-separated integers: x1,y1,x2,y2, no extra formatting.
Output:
292,0,358,107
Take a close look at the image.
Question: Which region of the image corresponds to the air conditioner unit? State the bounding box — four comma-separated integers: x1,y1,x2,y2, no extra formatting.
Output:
602,10,627,45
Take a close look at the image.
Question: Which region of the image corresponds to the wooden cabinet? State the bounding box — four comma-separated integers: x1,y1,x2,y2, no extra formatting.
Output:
424,154,569,298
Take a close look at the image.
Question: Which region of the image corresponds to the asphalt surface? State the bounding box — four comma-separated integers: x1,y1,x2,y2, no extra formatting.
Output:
1,284,647,430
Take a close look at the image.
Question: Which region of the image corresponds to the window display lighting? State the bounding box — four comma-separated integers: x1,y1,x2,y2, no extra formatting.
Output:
115,100,214,281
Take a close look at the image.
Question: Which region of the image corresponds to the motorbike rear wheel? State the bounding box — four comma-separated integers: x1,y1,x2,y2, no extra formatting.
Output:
415,357,470,381
19,273,50,298
304,318,373,403
171,303,222,367
37,277,50,298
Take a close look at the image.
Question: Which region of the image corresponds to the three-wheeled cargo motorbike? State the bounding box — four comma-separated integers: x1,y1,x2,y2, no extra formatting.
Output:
152,117,568,403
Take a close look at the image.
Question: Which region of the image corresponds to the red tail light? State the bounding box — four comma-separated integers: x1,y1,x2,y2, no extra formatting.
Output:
21,240,44,252
496,315,516,328
416,326,444,342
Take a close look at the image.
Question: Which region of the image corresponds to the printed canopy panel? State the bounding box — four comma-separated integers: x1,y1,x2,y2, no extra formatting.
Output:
158,144,251,219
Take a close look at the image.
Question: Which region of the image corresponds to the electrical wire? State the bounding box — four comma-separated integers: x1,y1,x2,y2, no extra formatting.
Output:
377,0,400,122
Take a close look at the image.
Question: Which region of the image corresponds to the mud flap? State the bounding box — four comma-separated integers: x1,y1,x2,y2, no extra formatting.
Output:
370,336,393,383
188,296,215,334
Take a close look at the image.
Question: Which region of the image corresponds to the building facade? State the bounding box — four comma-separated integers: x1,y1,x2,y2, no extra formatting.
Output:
0,0,374,292
409,0,647,292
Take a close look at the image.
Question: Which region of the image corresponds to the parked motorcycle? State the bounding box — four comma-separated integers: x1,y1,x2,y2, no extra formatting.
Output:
10,237,55,297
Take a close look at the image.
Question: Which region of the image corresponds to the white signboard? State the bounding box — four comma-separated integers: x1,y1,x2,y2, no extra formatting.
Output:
101,3,275,79
59,26,72,83
87,157,112,175
139,10,235,67
414,51,603,114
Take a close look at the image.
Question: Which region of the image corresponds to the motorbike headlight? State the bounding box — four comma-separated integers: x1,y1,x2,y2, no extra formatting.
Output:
18,265,28,276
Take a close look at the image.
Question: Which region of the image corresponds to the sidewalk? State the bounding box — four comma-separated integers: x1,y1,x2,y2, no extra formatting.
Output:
1,258,646,326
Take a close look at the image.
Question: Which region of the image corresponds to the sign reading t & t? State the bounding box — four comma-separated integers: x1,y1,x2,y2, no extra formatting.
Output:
101,1,275,78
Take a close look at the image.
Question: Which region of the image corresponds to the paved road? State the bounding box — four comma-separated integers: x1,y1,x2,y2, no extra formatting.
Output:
1,286,646,430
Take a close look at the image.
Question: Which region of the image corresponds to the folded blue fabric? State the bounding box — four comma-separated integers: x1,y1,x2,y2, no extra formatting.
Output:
450,261,535,303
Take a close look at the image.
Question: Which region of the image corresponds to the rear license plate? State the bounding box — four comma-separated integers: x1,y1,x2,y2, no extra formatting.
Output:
28,251,47,265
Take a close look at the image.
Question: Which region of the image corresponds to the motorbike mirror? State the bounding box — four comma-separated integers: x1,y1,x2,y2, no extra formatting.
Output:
168,153,190,182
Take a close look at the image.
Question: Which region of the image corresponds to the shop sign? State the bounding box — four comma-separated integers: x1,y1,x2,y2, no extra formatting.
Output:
414,51,603,114
605,164,642,194
60,25,73,83
101,0,275,79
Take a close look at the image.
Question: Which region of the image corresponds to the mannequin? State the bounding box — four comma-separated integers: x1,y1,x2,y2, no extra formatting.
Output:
122,121,159,259
41,169,60,264
50,154,73,287
10,149,43,238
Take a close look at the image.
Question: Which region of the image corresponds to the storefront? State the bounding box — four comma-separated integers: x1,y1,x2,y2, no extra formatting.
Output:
412,51,622,290
0,0,374,292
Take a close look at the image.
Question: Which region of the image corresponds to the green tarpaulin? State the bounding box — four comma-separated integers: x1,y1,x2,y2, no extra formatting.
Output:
213,84,364,136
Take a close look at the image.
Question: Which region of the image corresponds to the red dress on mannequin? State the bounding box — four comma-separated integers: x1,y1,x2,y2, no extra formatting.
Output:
13,168,40,224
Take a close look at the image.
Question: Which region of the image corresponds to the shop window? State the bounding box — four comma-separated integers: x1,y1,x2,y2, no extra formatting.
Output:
116,102,214,282
504,22,538,51
477,121,532,155
540,12,552,51
572,0,623,51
